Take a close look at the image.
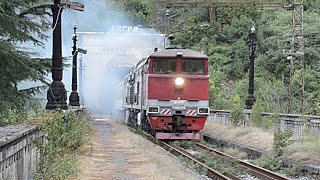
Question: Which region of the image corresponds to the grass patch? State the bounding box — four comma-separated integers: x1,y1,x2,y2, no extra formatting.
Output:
173,140,195,149
35,110,90,180
129,126,159,144
198,153,247,175
204,122,273,151
174,142,247,176
222,147,248,159
283,163,304,177
283,130,320,166
177,156,208,176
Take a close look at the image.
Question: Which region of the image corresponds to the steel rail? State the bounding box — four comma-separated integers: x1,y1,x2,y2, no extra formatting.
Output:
195,143,290,180
159,141,232,180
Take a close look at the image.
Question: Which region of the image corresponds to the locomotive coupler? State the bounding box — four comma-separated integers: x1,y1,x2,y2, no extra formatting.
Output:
172,115,186,133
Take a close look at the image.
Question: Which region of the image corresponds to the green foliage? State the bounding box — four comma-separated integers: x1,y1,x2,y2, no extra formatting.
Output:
0,109,27,126
112,0,153,25
0,0,51,112
283,163,304,177
251,101,280,130
114,0,320,114
273,128,292,156
198,153,246,175
254,128,292,171
251,99,264,127
35,110,90,179
254,78,288,113
178,157,208,175
233,79,249,102
229,94,244,126
254,151,284,171
209,66,230,109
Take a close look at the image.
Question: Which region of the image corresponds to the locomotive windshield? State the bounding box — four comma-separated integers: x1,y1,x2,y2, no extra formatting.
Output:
182,59,205,74
152,58,176,73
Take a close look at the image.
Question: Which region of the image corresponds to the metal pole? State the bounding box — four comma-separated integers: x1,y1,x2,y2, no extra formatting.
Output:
245,26,257,109
69,22,80,106
79,54,83,105
46,0,68,110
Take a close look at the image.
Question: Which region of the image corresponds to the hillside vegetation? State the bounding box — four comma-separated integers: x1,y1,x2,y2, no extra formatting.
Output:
113,0,320,115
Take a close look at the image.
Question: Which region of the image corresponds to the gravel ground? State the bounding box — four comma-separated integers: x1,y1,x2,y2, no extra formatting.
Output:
75,119,205,180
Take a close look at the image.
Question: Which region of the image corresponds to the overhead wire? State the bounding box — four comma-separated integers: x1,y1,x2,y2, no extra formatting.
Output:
155,7,200,47
52,4,68,32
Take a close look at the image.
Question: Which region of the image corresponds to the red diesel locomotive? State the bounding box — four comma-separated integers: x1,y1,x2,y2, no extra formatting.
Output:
121,45,209,140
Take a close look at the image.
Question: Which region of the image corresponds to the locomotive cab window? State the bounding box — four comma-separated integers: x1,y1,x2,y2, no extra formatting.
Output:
182,59,205,74
152,58,176,73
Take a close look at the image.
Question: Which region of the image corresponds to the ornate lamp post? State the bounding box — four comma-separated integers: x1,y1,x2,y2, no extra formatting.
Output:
245,26,257,109
69,22,80,106
46,0,68,110
165,9,170,34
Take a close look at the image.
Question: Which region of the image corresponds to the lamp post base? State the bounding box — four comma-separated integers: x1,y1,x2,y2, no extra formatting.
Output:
69,91,80,106
46,81,68,110
245,95,256,109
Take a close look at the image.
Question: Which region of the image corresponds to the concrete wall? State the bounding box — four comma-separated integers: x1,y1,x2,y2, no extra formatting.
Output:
0,125,43,180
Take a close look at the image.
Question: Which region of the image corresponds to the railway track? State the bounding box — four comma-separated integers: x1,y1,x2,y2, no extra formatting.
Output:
131,126,291,179
195,143,290,180
159,141,232,180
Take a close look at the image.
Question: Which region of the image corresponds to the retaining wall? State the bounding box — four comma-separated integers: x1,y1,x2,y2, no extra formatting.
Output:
0,125,43,180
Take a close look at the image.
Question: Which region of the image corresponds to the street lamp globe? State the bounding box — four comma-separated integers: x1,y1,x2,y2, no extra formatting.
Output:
250,26,256,34
165,9,170,18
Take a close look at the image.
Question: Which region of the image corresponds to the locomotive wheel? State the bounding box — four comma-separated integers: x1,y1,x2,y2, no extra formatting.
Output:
141,111,154,136
141,111,148,131
129,110,136,126
125,110,130,124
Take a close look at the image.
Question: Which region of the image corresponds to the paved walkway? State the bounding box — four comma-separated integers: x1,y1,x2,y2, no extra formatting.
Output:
76,119,204,180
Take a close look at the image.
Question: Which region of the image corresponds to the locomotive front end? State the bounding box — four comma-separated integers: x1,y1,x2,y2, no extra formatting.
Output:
146,49,209,139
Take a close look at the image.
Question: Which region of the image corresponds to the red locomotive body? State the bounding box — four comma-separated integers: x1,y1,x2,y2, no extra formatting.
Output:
121,47,209,140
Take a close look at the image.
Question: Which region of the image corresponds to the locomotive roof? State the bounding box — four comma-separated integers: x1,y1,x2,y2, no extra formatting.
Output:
150,49,208,58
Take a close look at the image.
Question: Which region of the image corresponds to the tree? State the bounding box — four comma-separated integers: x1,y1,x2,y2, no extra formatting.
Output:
110,0,320,114
0,0,51,112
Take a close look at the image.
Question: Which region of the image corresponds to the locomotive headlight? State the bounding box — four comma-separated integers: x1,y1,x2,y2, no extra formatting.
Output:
175,77,184,86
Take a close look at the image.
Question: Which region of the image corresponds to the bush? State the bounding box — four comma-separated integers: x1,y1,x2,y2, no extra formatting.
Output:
273,128,292,156
254,150,283,171
251,99,264,127
229,94,245,126
283,163,304,177
254,128,292,172
0,108,27,126
35,110,90,179
251,102,280,130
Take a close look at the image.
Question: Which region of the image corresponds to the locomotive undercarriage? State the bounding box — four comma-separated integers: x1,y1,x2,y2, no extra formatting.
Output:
126,108,201,139
126,109,154,135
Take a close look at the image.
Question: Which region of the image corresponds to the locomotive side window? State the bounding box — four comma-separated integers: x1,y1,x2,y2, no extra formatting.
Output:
182,59,205,74
152,58,176,73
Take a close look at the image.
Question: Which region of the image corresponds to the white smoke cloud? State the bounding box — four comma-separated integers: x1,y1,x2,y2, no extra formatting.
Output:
20,0,165,117
63,0,165,117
